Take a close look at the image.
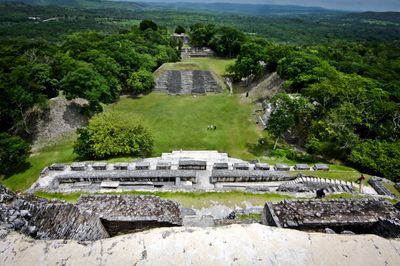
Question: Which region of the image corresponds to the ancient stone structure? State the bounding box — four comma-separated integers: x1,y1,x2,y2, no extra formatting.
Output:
294,164,310,170
135,161,150,170
155,70,221,95
278,175,354,194
92,162,107,170
76,195,182,236
48,163,66,171
274,163,290,171
114,162,128,170
53,170,197,187
0,185,108,241
31,151,381,195
0,185,182,240
254,163,270,170
181,47,215,58
178,160,207,170
156,161,172,170
262,198,400,238
233,162,249,170
368,177,396,197
70,162,86,171
213,162,229,170
313,164,329,171
210,170,296,183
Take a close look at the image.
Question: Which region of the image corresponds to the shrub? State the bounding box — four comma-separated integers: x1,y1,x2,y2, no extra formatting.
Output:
349,140,400,182
74,112,153,159
0,133,30,175
127,69,155,94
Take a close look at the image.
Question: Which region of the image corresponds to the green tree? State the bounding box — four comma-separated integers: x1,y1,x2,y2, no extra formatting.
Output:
139,20,158,31
127,69,155,94
59,64,110,112
74,112,153,159
350,140,400,181
266,93,314,149
175,25,186,34
0,133,30,175
209,26,245,58
189,23,215,47
226,41,266,81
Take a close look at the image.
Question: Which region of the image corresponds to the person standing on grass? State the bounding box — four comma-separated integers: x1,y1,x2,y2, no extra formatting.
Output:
356,174,366,192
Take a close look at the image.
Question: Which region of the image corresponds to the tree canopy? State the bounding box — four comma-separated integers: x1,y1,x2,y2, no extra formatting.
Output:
74,112,154,159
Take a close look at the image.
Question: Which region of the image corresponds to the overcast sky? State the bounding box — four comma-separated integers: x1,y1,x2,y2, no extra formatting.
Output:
139,0,400,11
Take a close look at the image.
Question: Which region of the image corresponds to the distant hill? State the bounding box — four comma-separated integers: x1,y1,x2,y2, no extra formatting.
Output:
137,2,345,16
0,0,80,7
345,11,400,24
0,0,144,9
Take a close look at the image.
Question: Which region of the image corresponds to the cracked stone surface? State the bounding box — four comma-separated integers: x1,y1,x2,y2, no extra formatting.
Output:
0,224,399,266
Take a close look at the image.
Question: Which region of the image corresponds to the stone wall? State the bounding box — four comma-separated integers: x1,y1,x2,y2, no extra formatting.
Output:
76,195,182,236
1,185,182,240
0,185,108,241
155,70,221,95
210,170,296,183
262,198,400,237
368,177,396,197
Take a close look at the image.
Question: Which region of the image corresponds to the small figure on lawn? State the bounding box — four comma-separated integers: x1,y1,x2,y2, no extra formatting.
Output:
316,188,325,198
356,174,366,192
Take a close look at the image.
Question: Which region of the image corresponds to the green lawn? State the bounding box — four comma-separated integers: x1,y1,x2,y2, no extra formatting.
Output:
2,135,77,192
107,93,262,159
35,191,296,208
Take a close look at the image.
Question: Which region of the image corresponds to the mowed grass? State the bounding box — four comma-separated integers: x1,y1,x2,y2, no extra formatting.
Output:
35,191,296,208
107,93,262,159
2,136,77,192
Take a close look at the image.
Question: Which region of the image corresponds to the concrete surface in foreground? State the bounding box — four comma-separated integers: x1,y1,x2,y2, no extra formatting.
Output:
1,224,400,266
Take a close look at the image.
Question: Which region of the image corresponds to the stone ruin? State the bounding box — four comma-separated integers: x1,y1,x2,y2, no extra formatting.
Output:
155,70,221,95
76,194,182,236
0,185,182,240
277,175,354,194
368,177,397,197
210,170,296,183
262,198,400,238
181,47,215,58
0,185,107,241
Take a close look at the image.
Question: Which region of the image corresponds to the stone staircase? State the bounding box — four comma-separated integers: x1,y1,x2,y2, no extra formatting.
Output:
285,175,355,194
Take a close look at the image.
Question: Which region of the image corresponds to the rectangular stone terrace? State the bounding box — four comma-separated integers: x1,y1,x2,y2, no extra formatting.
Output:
29,151,334,193
154,70,222,95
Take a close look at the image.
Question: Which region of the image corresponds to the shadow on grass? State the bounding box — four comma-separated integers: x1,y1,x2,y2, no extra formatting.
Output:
2,161,31,180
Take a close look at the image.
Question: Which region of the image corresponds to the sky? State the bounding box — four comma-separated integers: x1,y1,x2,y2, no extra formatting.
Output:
136,0,400,12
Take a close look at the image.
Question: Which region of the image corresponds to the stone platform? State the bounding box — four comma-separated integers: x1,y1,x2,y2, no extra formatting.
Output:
262,198,400,238
154,70,222,95
0,185,182,240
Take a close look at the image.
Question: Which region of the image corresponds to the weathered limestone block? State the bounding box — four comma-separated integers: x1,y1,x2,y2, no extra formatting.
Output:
0,185,108,241
76,194,182,236
262,198,400,238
